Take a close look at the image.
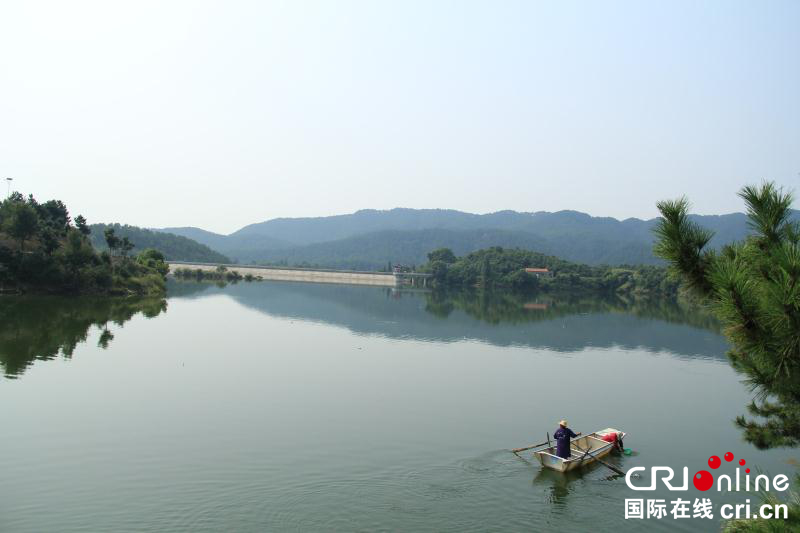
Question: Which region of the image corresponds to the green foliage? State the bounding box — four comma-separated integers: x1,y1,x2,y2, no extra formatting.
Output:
89,223,230,263
112,270,166,296
32,198,70,231
60,230,97,275
74,215,90,236
422,246,679,297
104,227,120,253
120,237,134,257
427,247,456,264
136,248,169,277
5,201,39,251
653,197,716,294
0,294,167,378
425,288,719,330
0,193,168,295
172,266,259,284
655,182,800,450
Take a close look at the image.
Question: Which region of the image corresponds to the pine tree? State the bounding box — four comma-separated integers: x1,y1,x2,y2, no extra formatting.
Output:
654,182,800,449
6,202,39,252
104,228,120,255
74,215,91,237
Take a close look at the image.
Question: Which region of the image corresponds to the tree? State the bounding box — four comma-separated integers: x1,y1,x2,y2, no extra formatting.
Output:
98,328,115,349
61,229,96,278
427,247,456,264
5,202,39,252
38,199,70,231
74,215,91,237
120,237,135,257
654,182,800,449
429,260,449,284
480,255,491,287
136,248,168,276
104,228,120,255
7,191,23,203
39,226,61,256
0,193,169,295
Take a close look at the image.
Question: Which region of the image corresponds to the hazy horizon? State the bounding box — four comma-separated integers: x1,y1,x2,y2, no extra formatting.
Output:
2,1,798,234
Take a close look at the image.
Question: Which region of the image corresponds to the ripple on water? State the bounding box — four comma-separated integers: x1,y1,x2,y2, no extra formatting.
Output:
254,450,573,531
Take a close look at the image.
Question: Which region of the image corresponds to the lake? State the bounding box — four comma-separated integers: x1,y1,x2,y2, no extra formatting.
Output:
0,280,795,531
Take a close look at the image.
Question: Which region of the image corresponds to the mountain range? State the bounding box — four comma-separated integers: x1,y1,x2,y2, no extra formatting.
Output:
154,207,798,269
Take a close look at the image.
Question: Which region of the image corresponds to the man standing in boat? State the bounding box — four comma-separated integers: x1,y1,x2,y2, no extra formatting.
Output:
554,420,578,459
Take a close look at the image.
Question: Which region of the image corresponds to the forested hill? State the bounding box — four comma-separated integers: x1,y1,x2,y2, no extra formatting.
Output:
421,246,680,298
233,228,655,270
158,208,797,268
157,225,293,262
90,224,230,263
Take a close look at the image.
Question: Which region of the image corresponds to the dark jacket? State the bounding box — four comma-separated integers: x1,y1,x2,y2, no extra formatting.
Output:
554,427,577,458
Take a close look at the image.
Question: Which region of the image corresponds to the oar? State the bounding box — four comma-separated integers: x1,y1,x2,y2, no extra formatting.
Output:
512,439,551,454
572,442,625,476
511,433,581,454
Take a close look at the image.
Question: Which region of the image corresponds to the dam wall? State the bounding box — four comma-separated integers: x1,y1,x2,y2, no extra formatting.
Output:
168,262,399,287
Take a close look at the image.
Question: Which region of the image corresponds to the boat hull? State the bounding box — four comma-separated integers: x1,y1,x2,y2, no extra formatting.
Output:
533,428,625,473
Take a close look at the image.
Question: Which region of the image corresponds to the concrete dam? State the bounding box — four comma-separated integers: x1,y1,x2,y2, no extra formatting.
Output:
168,262,431,287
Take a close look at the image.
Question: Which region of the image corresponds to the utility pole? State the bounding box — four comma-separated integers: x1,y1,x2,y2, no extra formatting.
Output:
5,177,12,198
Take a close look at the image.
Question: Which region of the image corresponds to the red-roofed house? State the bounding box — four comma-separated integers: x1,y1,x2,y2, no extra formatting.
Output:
525,267,553,277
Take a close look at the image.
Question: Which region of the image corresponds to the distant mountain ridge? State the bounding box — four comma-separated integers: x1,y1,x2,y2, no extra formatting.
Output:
157,208,799,269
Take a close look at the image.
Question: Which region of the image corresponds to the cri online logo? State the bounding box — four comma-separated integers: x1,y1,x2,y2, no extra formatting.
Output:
626,452,791,493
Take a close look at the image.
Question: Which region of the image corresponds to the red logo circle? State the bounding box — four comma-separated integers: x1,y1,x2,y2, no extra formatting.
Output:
708,455,721,469
693,470,714,491
724,452,734,462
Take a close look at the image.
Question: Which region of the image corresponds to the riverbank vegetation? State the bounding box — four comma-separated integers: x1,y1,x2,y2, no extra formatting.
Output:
654,182,799,530
172,265,262,283
0,193,168,295
421,246,680,298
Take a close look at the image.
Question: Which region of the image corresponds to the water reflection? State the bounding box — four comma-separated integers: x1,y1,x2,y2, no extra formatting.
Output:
0,281,782,533
1,280,725,380
533,467,582,507
424,289,720,332
0,296,167,378
168,280,727,359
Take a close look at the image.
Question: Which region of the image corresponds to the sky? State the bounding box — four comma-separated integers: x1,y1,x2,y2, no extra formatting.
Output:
1,1,798,234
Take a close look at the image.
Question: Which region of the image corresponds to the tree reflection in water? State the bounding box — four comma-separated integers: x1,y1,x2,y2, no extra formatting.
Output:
424,289,720,333
0,296,167,378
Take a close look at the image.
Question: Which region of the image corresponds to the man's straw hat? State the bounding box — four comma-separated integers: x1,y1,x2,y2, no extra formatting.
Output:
559,419,568,427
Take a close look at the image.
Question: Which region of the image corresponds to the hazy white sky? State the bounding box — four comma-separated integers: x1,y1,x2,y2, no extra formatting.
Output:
2,0,798,234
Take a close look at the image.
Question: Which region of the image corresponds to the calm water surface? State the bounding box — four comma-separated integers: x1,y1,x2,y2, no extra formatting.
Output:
0,281,795,531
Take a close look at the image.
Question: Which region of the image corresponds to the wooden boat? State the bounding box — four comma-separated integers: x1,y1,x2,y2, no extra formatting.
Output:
532,428,626,473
